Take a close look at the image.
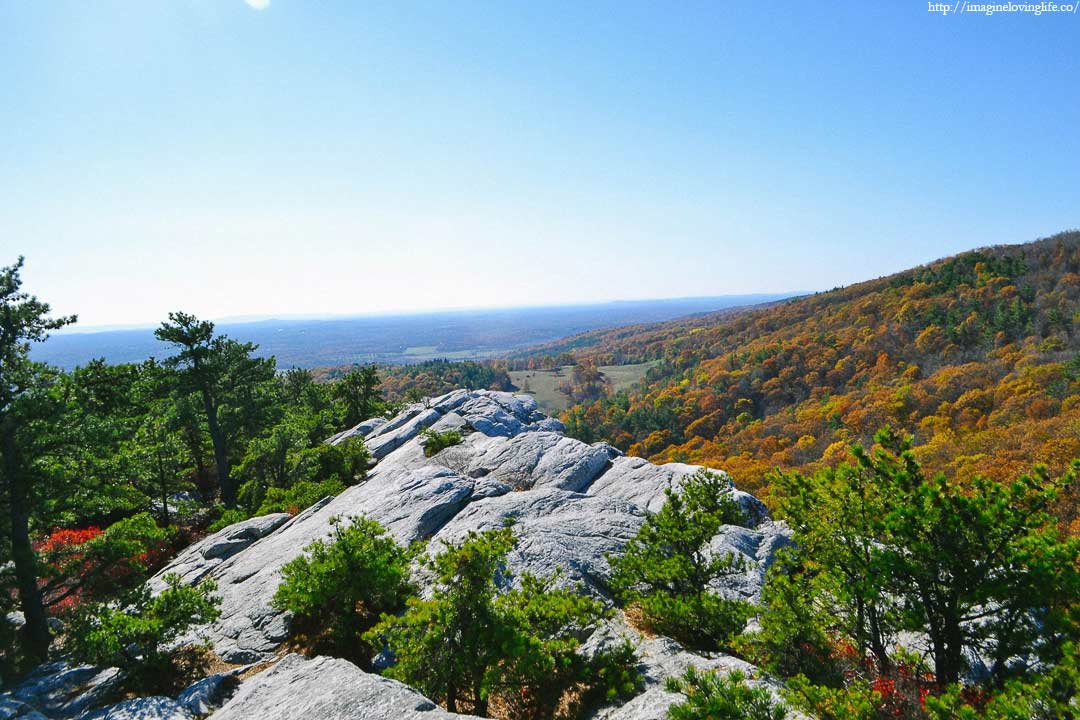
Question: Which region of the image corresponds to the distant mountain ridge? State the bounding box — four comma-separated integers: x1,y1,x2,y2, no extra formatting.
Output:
32,295,797,370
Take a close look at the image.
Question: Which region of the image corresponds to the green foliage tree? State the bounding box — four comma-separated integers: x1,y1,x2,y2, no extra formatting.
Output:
272,516,416,666
335,365,383,427
769,450,899,671
492,573,641,719
235,416,312,500
366,527,638,718
924,643,1079,720
765,428,1080,699
738,549,842,685
29,361,145,529
127,406,190,527
155,312,277,508
236,420,369,519
66,575,221,693
378,359,513,403
251,477,345,516
0,256,75,661
237,416,367,493
782,676,881,720
279,367,341,444
609,469,752,651
666,667,787,720
0,563,21,683
368,527,515,715
870,429,1077,685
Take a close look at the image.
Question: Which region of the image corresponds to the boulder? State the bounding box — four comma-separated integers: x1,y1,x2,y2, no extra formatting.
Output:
707,521,793,602
588,456,768,527
437,432,614,492
326,417,388,446
0,662,121,719
78,697,192,720
427,488,646,597
176,669,245,716
586,457,702,514
207,654,479,720
582,617,801,720
429,389,473,415
365,408,442,459
148,514,291,593
0,697,48,720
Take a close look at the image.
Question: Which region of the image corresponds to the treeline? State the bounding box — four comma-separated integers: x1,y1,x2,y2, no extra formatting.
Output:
314,358,514,403
552,232,1080,530
0,257,393,674
556,361,612,404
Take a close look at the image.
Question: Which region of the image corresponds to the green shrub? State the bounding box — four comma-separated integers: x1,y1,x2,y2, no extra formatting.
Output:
256,477,346,516
234,424,369,517
65,575,221,694
41,512,173,606
366,527,512,715
336,436,372,483
737,550,843,685
420,428,463,457
289,439,370,487
273,516,417,666
609,468,752,651
0,565,21,684
494,573,643,719
639,592,753,652
365,528,640,718
666,667,787,720
782,675,885,720
216,473,350,536
587,638,645,708
925,642,1079,720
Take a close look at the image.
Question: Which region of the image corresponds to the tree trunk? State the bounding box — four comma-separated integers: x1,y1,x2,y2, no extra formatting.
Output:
473,679,487,717
2,420,50,662
201,393,234,508
939,606,964,685
156,451,170,527
868,606,891,674
446,684,458,714
192,445,210,498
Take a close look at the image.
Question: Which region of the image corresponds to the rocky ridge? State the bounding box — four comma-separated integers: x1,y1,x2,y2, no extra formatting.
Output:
2,390,794,720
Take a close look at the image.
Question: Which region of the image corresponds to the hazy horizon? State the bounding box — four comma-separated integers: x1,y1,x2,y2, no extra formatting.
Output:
49,291,806,334
32,293,798,369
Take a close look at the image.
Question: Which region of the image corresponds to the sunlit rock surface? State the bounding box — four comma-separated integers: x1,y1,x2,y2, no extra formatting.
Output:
1,390,793,720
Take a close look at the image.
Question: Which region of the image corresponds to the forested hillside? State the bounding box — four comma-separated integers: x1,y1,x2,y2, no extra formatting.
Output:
552,232,1080,529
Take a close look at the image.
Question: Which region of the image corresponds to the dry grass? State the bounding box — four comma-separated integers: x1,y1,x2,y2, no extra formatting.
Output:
509,362,656,415
620,605,657,639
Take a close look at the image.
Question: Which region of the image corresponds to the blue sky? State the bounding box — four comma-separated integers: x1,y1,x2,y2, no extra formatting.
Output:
2,1,1077,327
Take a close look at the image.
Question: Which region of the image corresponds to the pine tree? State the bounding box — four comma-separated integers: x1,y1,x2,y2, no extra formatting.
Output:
0,257,75,662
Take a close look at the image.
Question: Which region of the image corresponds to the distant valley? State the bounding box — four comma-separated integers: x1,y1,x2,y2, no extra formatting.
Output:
33,294,797,370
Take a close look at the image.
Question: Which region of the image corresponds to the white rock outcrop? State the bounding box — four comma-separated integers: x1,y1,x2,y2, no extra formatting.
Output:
207,654,478,720
0,390,794,720
146,390,788,665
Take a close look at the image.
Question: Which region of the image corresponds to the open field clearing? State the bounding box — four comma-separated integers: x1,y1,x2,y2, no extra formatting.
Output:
509,362,656,415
